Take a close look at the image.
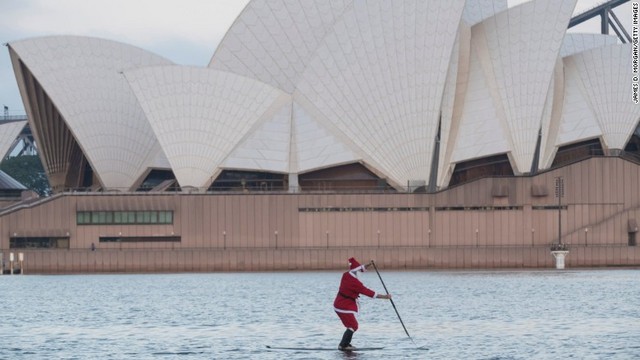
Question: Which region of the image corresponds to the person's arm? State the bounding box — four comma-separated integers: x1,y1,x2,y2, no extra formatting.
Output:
364,261,392,300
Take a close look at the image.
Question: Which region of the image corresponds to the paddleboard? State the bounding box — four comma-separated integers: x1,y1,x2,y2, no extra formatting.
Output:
266,345,384,351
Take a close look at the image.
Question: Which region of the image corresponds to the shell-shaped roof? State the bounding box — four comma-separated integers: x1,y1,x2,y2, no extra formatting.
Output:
451,0,576,174
561,44,640,151
222,98,292,173
291,99,359,174
211,0,470,188
0,120,30,190
124,66,287,188
8,36,172,190
0,120,26,159
209,0,353,94
0,170,26,190
450,46,510,164
8,0,637,193
538,60,567,170
295,0,465,187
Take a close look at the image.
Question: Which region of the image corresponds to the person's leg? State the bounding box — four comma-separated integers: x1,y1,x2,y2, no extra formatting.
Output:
339,328,354,349
336,312,359,350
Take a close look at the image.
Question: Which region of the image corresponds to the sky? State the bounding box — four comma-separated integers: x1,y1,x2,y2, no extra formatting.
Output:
0,0,633,115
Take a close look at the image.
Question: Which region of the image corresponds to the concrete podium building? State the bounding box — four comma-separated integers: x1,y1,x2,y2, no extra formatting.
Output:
1,0,639,273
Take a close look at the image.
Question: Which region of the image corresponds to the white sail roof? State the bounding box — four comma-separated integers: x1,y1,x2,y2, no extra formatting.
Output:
209,0,353,94
291,99,359,174
294,0,465,188
8,36,172,190
450,0,576,175
562,44,640,151
7,1,638,193
0,120,26,159
222,98,292,173
124,66,287,189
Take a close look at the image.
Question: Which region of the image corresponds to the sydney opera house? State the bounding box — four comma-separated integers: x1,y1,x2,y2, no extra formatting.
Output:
1,0,639,273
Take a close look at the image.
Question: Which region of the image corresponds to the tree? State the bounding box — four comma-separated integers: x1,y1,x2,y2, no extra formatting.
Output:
0,155,51,196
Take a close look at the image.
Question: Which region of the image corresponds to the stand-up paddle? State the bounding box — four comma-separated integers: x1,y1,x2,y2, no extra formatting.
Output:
370,260,417,347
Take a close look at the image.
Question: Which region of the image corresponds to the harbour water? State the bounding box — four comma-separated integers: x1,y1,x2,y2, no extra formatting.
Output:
1,269,639,359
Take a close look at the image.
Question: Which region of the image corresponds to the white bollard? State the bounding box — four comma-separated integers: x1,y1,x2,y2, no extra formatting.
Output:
551,250,569,269
9,252,14,275
0,252,3,275
18,253,24,275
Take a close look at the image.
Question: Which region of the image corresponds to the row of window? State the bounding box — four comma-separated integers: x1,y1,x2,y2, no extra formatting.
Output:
300,206,532,212
299,207,430,212
10,237,70,249
76,207,567,223
532,206,568,210
77,211,173,225
435,206,523,211
99,236,180,243
8,236,180,248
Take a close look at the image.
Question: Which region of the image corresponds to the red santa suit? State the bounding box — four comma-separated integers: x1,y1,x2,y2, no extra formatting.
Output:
334,258,377,332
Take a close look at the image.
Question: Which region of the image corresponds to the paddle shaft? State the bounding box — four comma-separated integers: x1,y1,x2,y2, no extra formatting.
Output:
371,261,415,344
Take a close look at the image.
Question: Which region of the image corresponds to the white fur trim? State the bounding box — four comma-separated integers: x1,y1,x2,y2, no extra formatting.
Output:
334,307,358,314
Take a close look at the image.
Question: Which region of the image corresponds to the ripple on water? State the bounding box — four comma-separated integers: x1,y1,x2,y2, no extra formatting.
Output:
0,270,639,359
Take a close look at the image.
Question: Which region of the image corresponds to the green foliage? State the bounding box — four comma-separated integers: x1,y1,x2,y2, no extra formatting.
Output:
0,155,51,196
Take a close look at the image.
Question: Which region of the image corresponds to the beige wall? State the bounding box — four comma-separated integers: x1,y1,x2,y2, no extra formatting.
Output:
1,157,640,273
2,246,638,274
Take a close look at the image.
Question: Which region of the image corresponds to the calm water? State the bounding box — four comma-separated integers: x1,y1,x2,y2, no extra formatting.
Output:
1,269,639,359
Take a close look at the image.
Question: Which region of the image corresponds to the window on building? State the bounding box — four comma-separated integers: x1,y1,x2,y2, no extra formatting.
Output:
551,138,604,168
10,237,70,249
99,236,180,243
299,163,392,192
210,170,286,191
76,211,174,225
449,154,514,187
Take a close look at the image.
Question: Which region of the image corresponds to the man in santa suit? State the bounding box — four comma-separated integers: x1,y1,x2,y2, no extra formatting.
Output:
333,257,392,351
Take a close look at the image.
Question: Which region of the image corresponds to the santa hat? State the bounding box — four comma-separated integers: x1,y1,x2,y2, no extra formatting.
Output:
348,257,366,272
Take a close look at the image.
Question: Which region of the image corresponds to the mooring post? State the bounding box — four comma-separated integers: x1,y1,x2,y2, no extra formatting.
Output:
551,177,569,269
551,250,569,269
19,252,24,275
9,252,14,275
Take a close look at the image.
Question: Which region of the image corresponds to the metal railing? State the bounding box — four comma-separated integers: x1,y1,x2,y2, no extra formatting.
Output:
0,115,28,122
